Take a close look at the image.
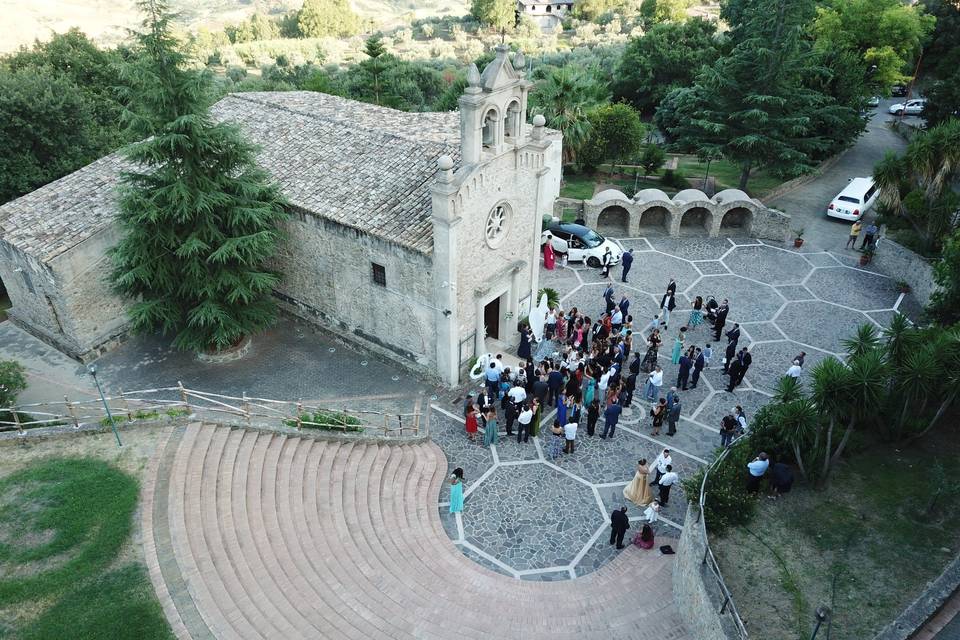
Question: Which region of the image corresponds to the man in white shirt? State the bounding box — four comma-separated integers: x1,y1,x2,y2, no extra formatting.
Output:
650,449,672,486
563,420,578,453
786,360,802,379
645,366,663,402
598,368,612,395
746,452,769,492
517,405,534,444
657,465,679,506
508,383,526,405
492,353,505,375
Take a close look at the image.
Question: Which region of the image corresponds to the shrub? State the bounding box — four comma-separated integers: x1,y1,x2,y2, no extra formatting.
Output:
0,359,27,407
286,409,363,432
661,168,689,189
683,443,760,534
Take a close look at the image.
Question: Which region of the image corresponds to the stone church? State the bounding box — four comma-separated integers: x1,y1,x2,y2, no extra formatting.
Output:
0,46,562,385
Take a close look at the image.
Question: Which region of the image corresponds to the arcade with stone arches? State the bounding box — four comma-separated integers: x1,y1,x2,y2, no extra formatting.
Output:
582,188,789,241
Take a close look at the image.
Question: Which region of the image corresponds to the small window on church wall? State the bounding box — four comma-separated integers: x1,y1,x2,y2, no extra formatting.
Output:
371,263,386,287
485,203,512,249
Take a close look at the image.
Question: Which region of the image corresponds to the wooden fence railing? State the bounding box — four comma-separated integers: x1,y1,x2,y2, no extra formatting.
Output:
0,382,423,438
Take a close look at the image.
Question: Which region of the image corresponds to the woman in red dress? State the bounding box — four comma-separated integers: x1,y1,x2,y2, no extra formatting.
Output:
635,523,655,549
465,401,479,442
543,236,556,270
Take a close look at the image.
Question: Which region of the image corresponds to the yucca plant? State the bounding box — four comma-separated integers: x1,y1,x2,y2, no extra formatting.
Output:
842,323,881,359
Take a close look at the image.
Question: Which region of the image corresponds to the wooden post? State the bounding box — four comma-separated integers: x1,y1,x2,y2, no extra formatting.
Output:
398,414,403,436
296,400,303,431
382,413,387,436
65,395,80,429
12,408,23,436
242,392,251,426
119,387,132,421
178,381,190,413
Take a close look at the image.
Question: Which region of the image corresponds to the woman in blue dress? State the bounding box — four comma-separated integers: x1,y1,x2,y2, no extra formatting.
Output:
482,407,499,446
688,296,704,328
449,468,464,514
671,327,686,365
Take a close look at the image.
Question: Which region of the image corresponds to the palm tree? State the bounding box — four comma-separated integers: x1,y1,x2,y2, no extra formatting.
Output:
882,312,916,371
905,326,960,443
530,67,607,165
775,397,818,481
893,347,938,439
842,323,880,359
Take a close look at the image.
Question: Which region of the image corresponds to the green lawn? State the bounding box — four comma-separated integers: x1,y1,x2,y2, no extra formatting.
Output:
0,458,173,639
713,428,960,640
559,156,786,202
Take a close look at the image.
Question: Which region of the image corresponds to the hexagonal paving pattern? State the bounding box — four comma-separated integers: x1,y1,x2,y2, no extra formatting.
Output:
434,235,912,581
692,274,786,322
722,245,812,286
774,300,870,355
804,266,900,311
462,464,599,571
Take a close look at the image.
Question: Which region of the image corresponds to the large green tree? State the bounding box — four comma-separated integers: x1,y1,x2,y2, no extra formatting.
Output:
639,0,695,27
812,0,935,90
297,0,360,38
579,103,646,173
110,0,287,352
470,0,515,30
612,18,720,114
528,66,608,165
659,0,858,190
920,0,960,76
0,29,128,203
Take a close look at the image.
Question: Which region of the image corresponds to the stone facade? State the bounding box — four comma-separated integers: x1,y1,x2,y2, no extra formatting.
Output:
0,225,128,361
579,188,790,241
872,236,939,307
0,47,562,385
673,505,738,640
517,0,573,30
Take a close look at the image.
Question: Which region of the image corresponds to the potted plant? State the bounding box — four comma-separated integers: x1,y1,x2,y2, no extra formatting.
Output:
793,227,805,248
896,280,911,293
860,246,875,266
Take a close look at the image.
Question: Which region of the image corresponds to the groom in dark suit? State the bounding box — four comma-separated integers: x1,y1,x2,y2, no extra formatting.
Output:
609,506,631,549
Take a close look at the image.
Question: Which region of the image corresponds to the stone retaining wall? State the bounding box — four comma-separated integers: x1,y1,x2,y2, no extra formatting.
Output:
673,505,738,640
873,236,939,307
872,553,960,640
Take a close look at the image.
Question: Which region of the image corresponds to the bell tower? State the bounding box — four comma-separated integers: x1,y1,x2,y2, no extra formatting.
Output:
458,45,531,166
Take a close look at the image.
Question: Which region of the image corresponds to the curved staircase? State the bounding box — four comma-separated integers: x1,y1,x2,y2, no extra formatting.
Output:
143,423,689,640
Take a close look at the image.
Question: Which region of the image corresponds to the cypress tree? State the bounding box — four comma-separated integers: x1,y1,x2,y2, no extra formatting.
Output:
110,0,286,352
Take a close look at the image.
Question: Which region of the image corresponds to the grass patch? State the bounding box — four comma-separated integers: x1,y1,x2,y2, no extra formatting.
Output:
0,457,172,638
713,429,960,640
285,409,364,432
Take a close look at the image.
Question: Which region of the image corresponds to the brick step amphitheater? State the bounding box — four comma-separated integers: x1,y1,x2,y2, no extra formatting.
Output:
142,423,689,640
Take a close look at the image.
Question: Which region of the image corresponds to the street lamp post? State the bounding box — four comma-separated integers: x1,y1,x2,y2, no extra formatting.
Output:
810,605,831,640
88,364,122,448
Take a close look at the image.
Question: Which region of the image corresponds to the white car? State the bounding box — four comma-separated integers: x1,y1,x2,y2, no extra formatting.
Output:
541,222,623,267
827,177,879,221
888,99,926,116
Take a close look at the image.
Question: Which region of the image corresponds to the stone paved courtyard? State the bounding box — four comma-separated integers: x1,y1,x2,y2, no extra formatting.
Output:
433,235,909,580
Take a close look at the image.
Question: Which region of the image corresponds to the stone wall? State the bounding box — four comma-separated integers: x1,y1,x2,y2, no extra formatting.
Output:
575,188,790,242
872,553,960,640
673,505,738,640
873,236,939,307
273,208,438,370
0,227,129,361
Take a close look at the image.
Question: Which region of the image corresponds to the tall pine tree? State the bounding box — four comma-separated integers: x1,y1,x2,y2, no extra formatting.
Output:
110,0,287,352
660,0,856,190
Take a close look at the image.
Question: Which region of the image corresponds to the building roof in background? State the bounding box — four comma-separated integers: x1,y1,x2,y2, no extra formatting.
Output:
0,91,462,262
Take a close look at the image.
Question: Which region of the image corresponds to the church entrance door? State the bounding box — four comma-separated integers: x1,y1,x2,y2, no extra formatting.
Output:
484,297,501,340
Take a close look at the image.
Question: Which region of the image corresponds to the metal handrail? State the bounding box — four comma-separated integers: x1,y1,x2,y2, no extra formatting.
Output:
697,435,750,639
1,382,424,438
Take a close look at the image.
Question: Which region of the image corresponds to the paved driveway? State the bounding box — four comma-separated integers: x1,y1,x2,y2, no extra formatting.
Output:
768,98,909,252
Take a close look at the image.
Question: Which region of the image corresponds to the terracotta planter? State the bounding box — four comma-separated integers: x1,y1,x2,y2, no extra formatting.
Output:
859,254,871,266
794,238,804,248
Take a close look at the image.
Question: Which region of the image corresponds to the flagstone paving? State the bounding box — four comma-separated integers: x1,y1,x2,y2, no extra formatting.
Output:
433,235,909,581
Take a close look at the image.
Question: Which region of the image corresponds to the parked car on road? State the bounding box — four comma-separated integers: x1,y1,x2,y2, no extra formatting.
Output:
541,222,624,267
888,99,926,116
826,177,879,221
866,95,881,107
891,85,909,97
